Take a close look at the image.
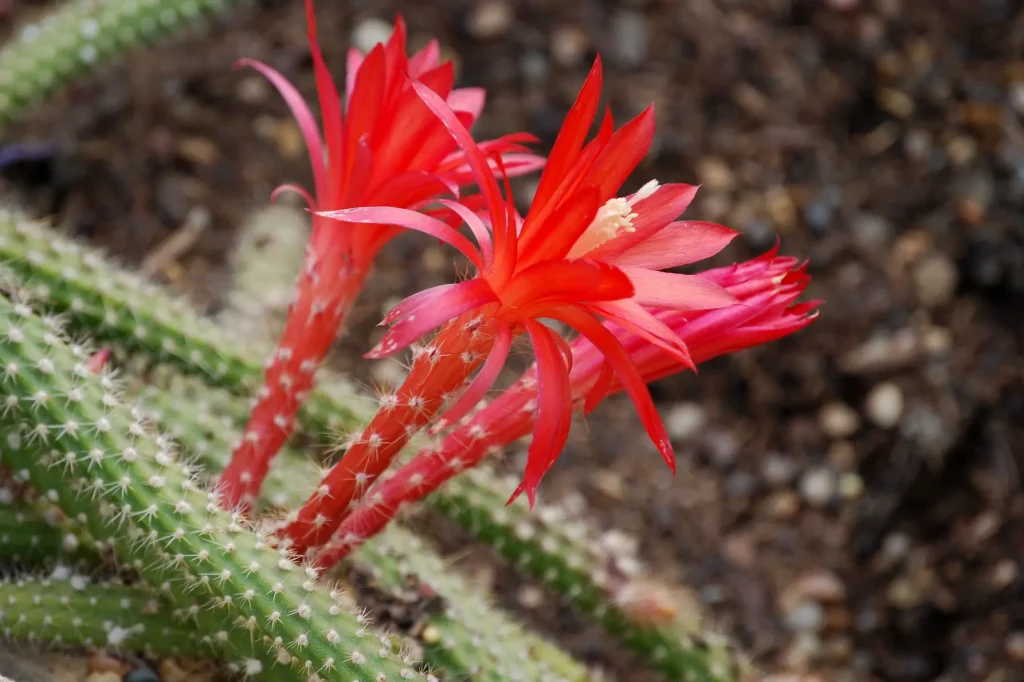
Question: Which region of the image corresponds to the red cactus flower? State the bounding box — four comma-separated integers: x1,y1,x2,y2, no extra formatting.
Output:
216,1,545,509
279,56,741,555
311,250,819,567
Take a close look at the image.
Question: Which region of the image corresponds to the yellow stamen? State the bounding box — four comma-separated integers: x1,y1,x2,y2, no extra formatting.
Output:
568,180,660,258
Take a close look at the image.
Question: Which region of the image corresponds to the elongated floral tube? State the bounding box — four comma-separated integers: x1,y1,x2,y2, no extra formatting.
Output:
280,313,500,555
216,1,543,509
313,249,818,566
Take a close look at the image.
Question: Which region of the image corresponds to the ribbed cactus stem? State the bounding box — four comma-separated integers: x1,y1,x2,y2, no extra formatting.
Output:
0,0,246,126
0,572,216,657
0,507,85,564
0,212,367,432
0,293,431,682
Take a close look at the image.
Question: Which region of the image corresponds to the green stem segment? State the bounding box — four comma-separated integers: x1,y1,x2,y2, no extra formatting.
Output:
0,293,430,682
0,0,245,126
0,573,216,658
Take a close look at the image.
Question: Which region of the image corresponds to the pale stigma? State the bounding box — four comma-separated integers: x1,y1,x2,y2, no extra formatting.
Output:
568,179,660,258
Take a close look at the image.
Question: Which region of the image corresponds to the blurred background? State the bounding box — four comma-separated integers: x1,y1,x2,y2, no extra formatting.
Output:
1,0,1022,680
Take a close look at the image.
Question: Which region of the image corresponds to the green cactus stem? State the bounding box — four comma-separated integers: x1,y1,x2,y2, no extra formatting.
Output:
0,293,433,682
0,338,595,681
0,0,246,127
0,213,369,433
0,572,215,657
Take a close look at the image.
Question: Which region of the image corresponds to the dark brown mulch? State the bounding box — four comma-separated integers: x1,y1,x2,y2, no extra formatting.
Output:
2,0,1022,680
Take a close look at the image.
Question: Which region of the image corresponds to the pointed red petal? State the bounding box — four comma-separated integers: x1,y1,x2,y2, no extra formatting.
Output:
551,307,675,473
526,57,603,220
237,59,326,201
508,320,573,507
609,220,739,269
318,206,484,270
620,266,738,311
502,259,633,311
367,279,497,358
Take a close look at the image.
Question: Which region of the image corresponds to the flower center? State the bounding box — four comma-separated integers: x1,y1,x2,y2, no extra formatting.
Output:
568,179,660,258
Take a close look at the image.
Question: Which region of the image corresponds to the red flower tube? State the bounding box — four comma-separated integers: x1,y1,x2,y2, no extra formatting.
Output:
216,1,544,509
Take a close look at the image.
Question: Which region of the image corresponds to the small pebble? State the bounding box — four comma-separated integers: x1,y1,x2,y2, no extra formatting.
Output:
865,382,904,428
768,490,801,519
517,585,545,609
610,11,649,67
351,18,394,52
87,654,129,677
762,453,799,485
782,570,848,606
819,401,860,439
467,1,513,39
159,660,188,682
784,600,826,633
551,26,588,66
125,667,160,682
1006,632,1024,663
851,213,893,250
839,472,864,499
519,52,549,82
799,467,837,507
698,157,735,192
912,254,958,309
704,429,740,469
86,673,122,682
990,559,1018,590
664,402,707,440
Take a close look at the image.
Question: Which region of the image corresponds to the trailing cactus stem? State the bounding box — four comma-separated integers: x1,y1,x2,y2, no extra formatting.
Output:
0,506,88,563
0,573,216,657
0,0,246,126
0,213,370,432
0,294,431,682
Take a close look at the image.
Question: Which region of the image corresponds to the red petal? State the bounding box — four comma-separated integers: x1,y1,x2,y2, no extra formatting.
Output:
609,220,739,269
620,266,738,311
550,307,675,473
304,0,344,206
583,361,615,414
526,57,603,222
237,59,326,202
408,39,441,77
343,45,386,188
508,320,573,507
502,259,633,311
344,47,363,104
590,299,693,371
318,206,484,270
447,87,486,122
579,105,655,200
367,279,497,358
410,80,515,279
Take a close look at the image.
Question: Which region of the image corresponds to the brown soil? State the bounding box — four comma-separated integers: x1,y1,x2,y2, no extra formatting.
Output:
2,0,1023,681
